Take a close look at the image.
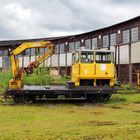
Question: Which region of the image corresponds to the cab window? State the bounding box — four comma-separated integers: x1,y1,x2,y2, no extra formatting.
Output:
81,52,94,63
95,52,112,63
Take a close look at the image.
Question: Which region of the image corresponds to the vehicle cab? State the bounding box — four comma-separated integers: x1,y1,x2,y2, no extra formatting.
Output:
72,48,115,87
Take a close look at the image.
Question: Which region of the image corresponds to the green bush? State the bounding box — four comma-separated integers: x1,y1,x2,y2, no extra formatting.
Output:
123,84,134,90
0,68,70,86
0,71,12,95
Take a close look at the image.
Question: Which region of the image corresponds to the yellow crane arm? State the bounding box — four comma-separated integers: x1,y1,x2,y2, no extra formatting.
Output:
26,43,54,74
12,41,53,55
9,41,54,89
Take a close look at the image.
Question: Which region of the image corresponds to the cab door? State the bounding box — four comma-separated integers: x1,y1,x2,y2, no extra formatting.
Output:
79,51,95,78
71,52,79,80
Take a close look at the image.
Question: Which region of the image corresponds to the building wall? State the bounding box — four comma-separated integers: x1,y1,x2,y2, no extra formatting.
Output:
1,40,140,68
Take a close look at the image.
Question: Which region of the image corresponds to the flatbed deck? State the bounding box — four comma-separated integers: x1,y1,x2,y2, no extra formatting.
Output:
5,85,116,102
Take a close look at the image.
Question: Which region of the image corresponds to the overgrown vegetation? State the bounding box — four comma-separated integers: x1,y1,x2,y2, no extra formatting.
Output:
0,71,12,96
0,68,70,95
22,68,70,85
117,84,138,94
123,84,134,90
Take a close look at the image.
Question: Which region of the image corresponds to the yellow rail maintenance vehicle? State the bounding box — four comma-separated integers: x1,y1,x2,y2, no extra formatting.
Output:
5,42,117,103
72,48,115,87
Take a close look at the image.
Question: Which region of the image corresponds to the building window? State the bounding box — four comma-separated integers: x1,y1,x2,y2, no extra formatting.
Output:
39,48,44,55
123,30,129,43
60,44,65,54
92,38,97,49
35,48,39,55
55,45,59,54
69,42,74,52
25,49,30,56
75,41,80,50
3,50,9,56
4,50,9,56
110,33,116,46
31,48,35,55
131,27,138,42
0,50,3,56
44,48,48,53
103,35,109,47
85,39,91,49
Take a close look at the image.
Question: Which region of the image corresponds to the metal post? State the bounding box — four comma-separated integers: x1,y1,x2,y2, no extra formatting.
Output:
108,34,110,50
65,42,68,76
118,45,120,81
129,28,132,84
58,43,60,75
90,38,92,49
115,45,117,66
138,26,140,41
129,43,132,84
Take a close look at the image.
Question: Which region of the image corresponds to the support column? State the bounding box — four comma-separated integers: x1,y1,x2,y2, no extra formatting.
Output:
115,45,117,66
138,26,140,41
108,34,111,50
129,43,132,84
65,42,68,76
58,43,60,75
129,28,132,84
118,45,120,81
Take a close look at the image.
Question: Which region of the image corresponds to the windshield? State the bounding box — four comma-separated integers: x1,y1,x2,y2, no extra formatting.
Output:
81,52,94,63
95,52,112,63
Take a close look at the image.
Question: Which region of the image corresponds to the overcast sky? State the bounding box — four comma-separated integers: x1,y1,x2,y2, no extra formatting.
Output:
0,0,140,40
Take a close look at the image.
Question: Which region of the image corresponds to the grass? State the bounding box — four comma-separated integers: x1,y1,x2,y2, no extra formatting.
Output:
0,94,140,139
1,69,140,139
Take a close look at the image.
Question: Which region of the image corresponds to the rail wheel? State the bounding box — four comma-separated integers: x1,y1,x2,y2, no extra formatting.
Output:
23,95,35,104
101,94,111,101
87,95,101,102
13,95,24,104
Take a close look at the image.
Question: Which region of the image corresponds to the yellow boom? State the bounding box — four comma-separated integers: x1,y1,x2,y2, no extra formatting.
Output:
9,41,54,89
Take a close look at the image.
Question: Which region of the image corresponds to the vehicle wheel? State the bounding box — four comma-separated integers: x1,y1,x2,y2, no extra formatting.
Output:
101,94,111,101
13,95,24,104
23,95,35,104
87,95,101,103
